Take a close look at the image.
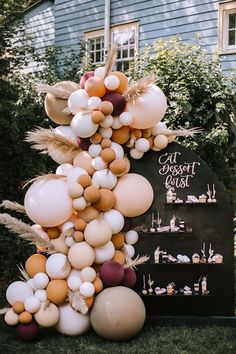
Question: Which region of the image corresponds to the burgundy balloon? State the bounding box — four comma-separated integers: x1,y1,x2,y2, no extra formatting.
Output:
121,268,137,288
102,93,126,116
77,137,91,150
99,260,124,286
80,71,94,89
15,321,40,342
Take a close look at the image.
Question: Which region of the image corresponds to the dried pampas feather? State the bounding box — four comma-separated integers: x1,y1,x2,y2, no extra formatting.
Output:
105,44,117,77
0,213,56,253
124,75,155,103
163,127,203,137
23,173,64,189
0,200,25,214
124,255,150,269
25,127,79,158
68,290,89,315
0,308,10,315
17,264,30,281
37,83,72,99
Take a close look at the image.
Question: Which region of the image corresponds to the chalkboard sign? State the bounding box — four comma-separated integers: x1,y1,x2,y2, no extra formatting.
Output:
130,142,234,316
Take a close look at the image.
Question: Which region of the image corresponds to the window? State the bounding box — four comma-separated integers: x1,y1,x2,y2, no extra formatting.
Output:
219,1,236,53
84,22,138,69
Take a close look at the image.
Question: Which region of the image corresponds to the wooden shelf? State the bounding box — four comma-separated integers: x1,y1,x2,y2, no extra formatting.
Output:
139,231,192,235
138,293,212,298
165,202,218,205
140,262,223,266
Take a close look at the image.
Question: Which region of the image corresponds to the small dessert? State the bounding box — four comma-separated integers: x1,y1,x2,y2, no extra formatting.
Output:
166,283,174,295
214,254,223,263
166,189,173,203
199,194,207,203
192,253,200,263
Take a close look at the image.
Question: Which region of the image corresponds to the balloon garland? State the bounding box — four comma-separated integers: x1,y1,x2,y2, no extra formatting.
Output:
0,48,201,342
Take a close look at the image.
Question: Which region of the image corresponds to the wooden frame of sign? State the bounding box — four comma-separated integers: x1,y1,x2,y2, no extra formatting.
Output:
131,142,235,316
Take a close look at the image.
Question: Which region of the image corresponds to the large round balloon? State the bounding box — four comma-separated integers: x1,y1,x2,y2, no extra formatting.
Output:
55,303,90,336
90,286,146,341
127,84,167,129
113,173,154,217
24,179,73,227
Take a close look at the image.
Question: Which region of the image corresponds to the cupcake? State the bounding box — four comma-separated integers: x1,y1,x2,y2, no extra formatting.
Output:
215,254,223,263
192,253,200,263
199,194,207,203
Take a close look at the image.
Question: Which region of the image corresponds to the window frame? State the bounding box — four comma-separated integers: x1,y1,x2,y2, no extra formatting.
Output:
218,1,236,54
84,21,139,68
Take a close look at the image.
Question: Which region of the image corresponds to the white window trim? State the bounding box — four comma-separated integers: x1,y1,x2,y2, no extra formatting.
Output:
218,1,236,54
84,21,139,66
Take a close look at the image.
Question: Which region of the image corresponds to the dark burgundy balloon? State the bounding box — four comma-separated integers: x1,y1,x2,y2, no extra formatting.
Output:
77,137,91,150
80,71,94,89
102,93,126,115
99,260,124,286
15,321,40,342
122,217,131,232
121,268,137,288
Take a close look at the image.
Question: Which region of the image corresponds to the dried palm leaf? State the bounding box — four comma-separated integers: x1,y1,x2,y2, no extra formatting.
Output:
37,83,72,99
17,264,30,281
0,308,10,315
68,290,89,315
123,75,155,103
124,255,150,269
104,44,117,77
25,127,79,158
0,213,56,253
0,200,25,214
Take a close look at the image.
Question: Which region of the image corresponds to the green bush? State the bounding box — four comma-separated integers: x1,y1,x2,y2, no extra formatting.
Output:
128,36,236,197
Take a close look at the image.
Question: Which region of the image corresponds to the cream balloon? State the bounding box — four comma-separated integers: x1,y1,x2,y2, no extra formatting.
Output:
70,111,98,138
24,179,73,227
80,267,96,283
103,209,124,234
56,163,74,176
5,309,19,326
55,303,90,336
24,296,41,314
90,287,146,341
130,148,144,160
88,144,102,158
92,169,117,190
110,142,124,158
154,134,168,149
135,138,150,153
94,241,115,264
6,281,33,305
34,302,59,327
33,272,49,289
34,289,48,302
68,89,89,114
88,96,102,109
119,112,133,126
113,173,154,217
151,121,168,136
94,67,106,80
46,253,71,279
122,244,135,258
67,167,88,184
84,219,112,247
73,151,95,175
68,242,95,270
125,230,139,245
111,117,122,130
79,282,95,297
127,84,167,129
100,115,113,128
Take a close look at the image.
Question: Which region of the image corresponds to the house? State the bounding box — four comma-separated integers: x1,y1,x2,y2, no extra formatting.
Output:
22,0,236,72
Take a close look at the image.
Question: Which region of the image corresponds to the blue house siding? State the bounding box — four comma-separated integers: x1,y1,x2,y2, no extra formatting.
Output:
22,0,236,72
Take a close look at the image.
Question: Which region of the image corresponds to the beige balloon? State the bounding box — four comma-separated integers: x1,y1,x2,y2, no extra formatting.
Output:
34,302,59,327
84,219,112,247
77,206,100,223
90,286,146,341
113,173,154,217
44,81,79,125
73,151,95,175
68,241,95,270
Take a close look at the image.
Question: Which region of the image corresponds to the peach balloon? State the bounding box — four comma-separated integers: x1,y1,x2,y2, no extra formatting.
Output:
112,72,129,94
77,206,100,223
73,151,95,175
113,173,154,217
84,77,106,97
127,84,167,129
68,242,95,270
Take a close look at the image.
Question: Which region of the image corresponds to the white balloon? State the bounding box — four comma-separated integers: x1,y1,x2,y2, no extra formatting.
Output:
79,282,95,297
34,289,48,302
104,75,120,90
130,148,144,159
99,127,113,139
68,89,89,114
119,112,133,126
80,267,96,283
88,96,102,109
56,163,74,176
95,241,115,264
71,111,98,138
61,221,74,233
27,278,37,291
67,276,82,291
24,179,73,227
92,169,117,190
6,281,33,305
122,244,135,258
73,197,87,211
33,272,49,289
103,209,124,234
100,115,113,128
88,144,102,158
4,309,19,326
24,296,40,313
94,67,106,80
55,303,90,336
92,156,107,170
46,253,71,279
151,121,168,136
67,167,88,184
65,236,75,247
55,126,78,145
68,183,84,199
110,142,124,158
125,230,139,245
135,138,150,153
111,116,122,130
